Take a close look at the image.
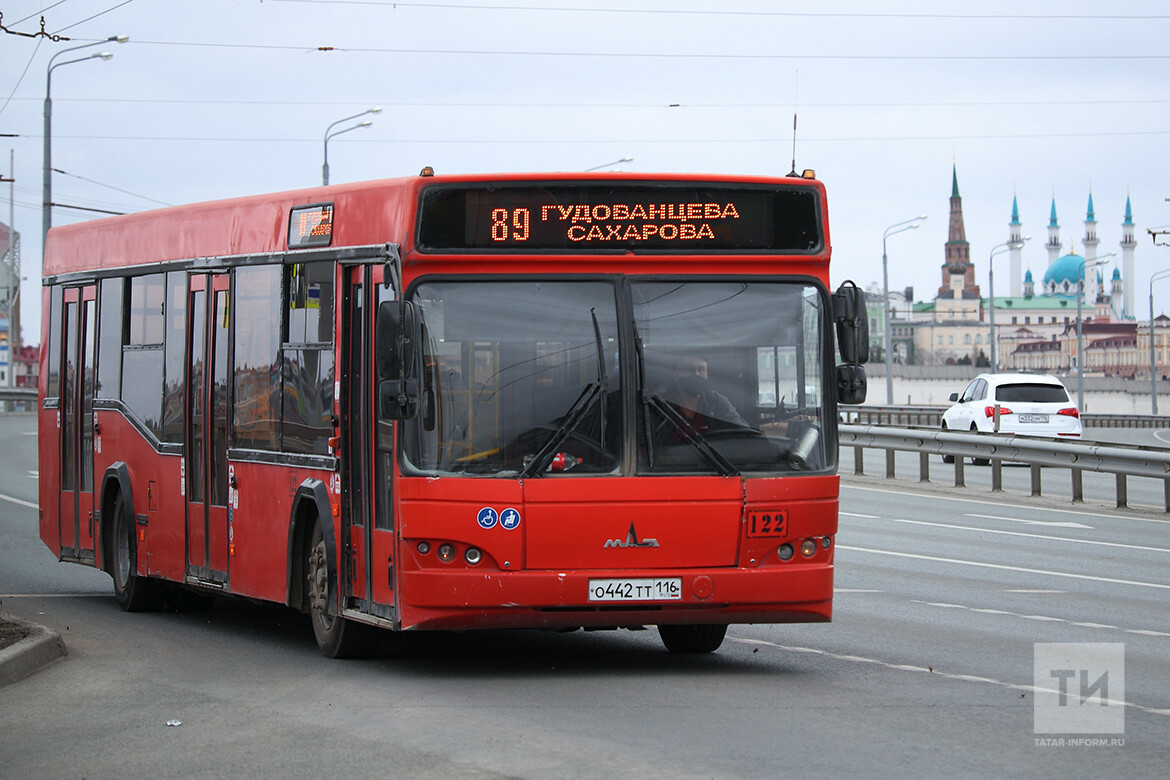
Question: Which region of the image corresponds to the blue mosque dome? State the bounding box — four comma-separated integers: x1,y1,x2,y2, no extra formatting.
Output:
1112,267,1122,281
1024,269,1033,282
1042,251,1086,294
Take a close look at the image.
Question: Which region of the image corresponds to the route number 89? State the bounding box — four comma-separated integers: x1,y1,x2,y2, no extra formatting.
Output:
491,208,531,242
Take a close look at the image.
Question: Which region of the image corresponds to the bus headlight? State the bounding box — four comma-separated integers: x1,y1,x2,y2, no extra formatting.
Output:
800,539,817,557
437,544,456,562
465,547,482,565
777,544,794,561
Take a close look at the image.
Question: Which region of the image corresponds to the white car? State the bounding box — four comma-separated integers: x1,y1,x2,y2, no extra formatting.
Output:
941,373,1082,439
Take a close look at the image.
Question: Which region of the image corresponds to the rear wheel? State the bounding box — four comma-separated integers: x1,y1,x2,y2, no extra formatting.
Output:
658,623,728,654
110,493,165,612
307,520,376,658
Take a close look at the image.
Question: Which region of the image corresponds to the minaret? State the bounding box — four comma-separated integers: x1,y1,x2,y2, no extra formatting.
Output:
938,164,978,298
1120,195,1136,319
1110,267,1124,320
1083,193,1100,304
1023,269,1035,298
1046,198,1061,268
1008,195,1023,297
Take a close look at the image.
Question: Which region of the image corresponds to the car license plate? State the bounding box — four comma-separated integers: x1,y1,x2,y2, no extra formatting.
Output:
588,578,682,602
1019,414,1049,423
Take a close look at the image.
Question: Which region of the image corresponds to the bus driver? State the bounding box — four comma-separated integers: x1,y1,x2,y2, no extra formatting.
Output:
661,356,748,432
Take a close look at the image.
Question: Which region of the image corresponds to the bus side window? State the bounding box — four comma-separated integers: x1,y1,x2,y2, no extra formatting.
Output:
46,286,64,403
96,279,124,400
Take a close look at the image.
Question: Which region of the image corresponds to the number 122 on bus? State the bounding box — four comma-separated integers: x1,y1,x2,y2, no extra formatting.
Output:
38,168,869,657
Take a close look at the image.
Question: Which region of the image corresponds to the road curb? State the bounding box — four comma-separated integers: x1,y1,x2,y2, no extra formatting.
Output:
0,613,68,687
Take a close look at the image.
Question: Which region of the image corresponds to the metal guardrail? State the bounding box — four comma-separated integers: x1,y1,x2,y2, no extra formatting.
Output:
847,404,1170,430
838,424,1170,513
0,388,36,402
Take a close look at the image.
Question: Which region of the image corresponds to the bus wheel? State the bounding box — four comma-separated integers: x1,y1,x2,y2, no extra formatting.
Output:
658,624,728,654
110,494,165,612
306,520,375,659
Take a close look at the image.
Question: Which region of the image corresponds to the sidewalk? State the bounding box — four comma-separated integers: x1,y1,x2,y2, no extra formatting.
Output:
0,611,67,687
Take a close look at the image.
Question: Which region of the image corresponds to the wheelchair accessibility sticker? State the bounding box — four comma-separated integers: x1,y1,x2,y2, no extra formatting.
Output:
477,506,522,530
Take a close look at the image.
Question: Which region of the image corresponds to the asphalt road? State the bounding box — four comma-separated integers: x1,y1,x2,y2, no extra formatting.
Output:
2,414,1167,778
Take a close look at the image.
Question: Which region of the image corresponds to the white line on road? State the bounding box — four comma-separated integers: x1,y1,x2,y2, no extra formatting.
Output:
842,483,1170,525
834,588,885,593
965,513,1092,529
837,545,1170,590
864,517,1170,555
729,636,1170,718
1004,589,1065,594
912,600,1170,638
0,492,37,510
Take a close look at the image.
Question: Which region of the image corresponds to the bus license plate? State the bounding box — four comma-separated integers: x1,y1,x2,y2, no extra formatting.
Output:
588,578,682,602
1019,414,1049,423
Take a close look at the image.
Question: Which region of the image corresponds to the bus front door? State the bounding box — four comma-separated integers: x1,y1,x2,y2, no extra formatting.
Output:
340,264,397,620
185,273,231,586
58,285,97,563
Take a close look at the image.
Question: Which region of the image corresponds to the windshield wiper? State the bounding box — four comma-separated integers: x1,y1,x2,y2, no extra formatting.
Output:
520,309,608,477
633,324,738,477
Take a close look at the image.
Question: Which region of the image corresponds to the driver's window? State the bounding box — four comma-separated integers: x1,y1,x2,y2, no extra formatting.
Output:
960,380,979,403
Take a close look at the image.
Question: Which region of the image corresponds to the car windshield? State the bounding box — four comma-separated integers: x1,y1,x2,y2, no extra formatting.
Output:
994,383,1069,404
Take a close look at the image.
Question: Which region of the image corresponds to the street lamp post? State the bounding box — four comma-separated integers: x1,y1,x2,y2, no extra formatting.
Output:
882,215,926,403
987,236,1030,370
43,34,127,254
1074,253,1115,411
1151,268,1170,414
322,107,382,186
584,157,633,172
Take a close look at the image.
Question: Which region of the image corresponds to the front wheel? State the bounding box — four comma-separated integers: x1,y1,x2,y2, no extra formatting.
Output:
306,520,376,658
658,623,728,654
110,493,165,612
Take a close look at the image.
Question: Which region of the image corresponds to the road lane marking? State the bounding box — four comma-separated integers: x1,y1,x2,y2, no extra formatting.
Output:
965,513,1093,529
912,600,1170,638
842,483,1170,524
834,588,884,593
0,492,37,510
1,593,110,598
837,545,1170,590
840,512,880,519
1005,589,1065,593
730,637,1170,718
855,517,1170,556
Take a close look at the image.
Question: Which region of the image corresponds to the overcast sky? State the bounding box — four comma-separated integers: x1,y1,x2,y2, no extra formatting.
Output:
3,0,1169,344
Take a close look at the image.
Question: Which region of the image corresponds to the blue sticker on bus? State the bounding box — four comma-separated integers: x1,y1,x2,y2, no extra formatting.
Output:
500,507,521,530
476,507,499,529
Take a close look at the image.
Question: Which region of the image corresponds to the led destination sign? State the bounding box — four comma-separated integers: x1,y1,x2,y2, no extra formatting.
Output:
416,183,821,253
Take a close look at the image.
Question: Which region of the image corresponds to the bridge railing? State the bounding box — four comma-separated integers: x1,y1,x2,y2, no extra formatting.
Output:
838,424,1170,513
846,404,1170,430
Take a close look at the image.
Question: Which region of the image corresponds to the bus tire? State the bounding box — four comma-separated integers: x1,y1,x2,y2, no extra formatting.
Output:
307,520,375,659
110,493,165,612
658,623,727,654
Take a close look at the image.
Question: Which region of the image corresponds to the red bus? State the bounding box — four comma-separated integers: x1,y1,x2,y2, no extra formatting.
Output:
38,170,868,656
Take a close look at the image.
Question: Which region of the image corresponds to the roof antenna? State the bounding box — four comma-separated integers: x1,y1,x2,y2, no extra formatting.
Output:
788,70,800,176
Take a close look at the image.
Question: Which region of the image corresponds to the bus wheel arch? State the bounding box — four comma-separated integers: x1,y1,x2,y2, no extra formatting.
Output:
101,466,165,612
99,463,135,579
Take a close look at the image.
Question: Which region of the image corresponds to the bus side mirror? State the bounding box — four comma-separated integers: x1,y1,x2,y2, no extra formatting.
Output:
836,364,867,405
832,281,869,365
833,281,869,405
375,299,422,420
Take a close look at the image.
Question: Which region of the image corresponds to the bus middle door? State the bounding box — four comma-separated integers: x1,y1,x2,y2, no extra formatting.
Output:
185,273,231,587
58,284,97,563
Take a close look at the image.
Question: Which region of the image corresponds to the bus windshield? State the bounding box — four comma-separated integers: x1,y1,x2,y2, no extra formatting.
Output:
404,278,831,477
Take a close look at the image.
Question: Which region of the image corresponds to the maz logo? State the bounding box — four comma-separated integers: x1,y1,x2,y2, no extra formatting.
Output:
604,522,659,548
